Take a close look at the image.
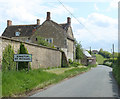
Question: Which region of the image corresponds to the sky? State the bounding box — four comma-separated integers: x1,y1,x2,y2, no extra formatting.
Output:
0,0,119,52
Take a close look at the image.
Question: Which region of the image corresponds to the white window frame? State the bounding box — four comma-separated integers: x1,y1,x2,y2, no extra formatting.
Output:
45,38,53,43
15,32,20,36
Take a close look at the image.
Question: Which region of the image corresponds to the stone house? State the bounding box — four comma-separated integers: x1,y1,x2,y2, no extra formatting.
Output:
81,50,96,65
2,12,75,61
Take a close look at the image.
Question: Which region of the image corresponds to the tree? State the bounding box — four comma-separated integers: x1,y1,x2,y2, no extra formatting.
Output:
18,43,30,70
99,48,112,58
75,41,84,59
2,44,16,71
36,36,55,48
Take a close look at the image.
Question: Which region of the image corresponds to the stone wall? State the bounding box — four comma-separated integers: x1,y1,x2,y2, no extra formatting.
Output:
67,39,74,61
0,36,62,69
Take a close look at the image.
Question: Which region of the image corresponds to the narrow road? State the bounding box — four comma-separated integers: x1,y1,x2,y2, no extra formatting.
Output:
31,65,119,97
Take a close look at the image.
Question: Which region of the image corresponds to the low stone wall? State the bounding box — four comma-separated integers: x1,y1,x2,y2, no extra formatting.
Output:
0,36,62,69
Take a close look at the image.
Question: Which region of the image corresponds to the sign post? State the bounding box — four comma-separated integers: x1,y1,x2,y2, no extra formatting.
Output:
14,54,32,71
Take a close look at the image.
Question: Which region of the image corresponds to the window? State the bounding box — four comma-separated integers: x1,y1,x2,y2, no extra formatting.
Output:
36,38,38,41
45,38,53,43
65,39,67,46
26,38,30,42
49,39,52,43
15,32,20,36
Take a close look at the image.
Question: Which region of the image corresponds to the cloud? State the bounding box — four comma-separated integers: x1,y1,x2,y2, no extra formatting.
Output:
109,0,119,8
72,13,118,50
0,0,74,34
105,0,119,11
94,3,99,11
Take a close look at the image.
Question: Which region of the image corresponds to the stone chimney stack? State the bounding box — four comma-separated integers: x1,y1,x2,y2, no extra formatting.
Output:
67,17,71,25
46,12,51,20
37,19,40,25
7,20,12,26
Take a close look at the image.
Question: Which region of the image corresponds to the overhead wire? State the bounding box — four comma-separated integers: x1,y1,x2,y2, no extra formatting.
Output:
56,0,93,34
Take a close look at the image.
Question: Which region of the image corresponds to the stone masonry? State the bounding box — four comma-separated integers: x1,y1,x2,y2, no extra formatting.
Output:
0,36,62,69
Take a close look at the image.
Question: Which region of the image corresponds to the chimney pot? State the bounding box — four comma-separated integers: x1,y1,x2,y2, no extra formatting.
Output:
46,12,51,20
37,19,40,25
7,20,12,26
67,17,71,25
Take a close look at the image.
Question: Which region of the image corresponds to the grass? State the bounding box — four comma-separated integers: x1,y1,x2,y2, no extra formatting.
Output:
0,71,2,98
2,70,58,97
45,66,86,75
2,65,96,97
95,54,107,64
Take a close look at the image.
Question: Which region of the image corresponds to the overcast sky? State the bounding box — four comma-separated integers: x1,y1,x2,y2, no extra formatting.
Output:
0,0,118,52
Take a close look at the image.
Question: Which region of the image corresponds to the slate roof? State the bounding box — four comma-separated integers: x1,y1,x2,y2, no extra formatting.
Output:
59,23,70,31
59,23,74,41
83,50,92,57
2,20,74,41
2,24,40,38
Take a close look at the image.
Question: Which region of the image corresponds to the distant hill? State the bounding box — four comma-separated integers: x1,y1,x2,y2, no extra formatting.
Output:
95,54,107,65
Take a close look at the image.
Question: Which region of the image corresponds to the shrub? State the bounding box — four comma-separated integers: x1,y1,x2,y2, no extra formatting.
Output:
68,59,81,67
36,36,55,48
75,41,84,59
103,62,112,67
72,61,80,67
2,44,16,71
113,54,120,85
18,43,31,70
68,59,73,64
88,64,97,68
103,58,118,67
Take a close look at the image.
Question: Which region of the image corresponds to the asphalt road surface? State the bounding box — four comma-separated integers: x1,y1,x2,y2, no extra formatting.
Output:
31,65,119,97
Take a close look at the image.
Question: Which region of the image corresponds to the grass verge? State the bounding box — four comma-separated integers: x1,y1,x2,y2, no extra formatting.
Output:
2,65,96,97
0,71,2,98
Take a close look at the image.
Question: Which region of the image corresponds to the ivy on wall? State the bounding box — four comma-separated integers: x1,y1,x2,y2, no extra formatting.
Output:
2,44,16,71
18,43,31,70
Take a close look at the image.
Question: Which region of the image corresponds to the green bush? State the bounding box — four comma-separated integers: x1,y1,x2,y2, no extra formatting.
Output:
18,43,31,70
88,64,97,68
68,59,73,64
2,44,16,71
36,36,55,48
103,62,112,67
113,54,120,85
103,58,118,67
75,42,84,59
68,59,81,67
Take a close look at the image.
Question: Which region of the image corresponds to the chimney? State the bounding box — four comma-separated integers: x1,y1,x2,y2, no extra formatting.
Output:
46,12,51,20
67,17,71,25
37,19,40,25
7,20,12,26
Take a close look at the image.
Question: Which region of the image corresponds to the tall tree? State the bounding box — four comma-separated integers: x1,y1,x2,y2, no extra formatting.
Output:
75,41,84,59
18,43,30,70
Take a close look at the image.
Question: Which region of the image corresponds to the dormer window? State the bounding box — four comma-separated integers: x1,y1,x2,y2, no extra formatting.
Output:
15,32,20,36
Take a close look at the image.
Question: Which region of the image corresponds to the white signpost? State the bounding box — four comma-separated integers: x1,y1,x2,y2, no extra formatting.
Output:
14,54,32,62
14,54,32,71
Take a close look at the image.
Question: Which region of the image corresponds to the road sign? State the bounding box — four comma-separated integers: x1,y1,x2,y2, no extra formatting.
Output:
14,54,32,62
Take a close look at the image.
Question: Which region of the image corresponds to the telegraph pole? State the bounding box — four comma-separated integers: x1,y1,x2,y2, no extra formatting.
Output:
90,47,91,55
112,44,114,64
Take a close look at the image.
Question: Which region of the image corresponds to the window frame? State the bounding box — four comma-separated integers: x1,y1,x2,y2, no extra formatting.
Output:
15,32,20,36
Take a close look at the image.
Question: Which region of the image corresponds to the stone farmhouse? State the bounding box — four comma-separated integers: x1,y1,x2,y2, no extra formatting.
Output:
2,12,75,61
